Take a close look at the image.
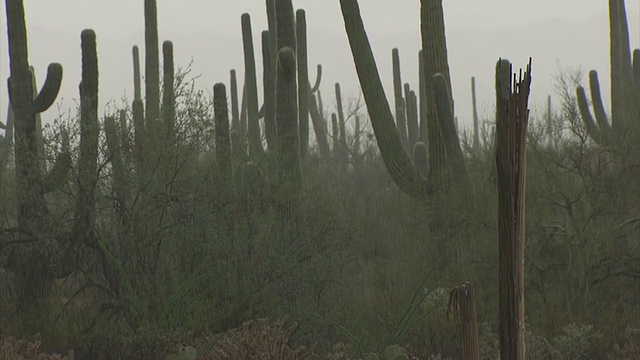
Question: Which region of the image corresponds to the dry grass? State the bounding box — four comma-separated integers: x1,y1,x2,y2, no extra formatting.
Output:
0,336,73,360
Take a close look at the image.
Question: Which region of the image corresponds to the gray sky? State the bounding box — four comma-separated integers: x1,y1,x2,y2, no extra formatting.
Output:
1,1,639,132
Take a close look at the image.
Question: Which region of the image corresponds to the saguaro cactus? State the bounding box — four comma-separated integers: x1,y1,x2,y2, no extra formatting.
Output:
339,0,429,198
421,0,454,182
576,0,639,146
230,69,240,133
6,0,64,310
309,92,330,158
276,47,302,188
471,76,480,149
144,0,160,132
241,13,263,158
74,29,100,248
297,9,310,157
340,0,467,198
261,31,277,151
392,48,407,145
214,83,232,178
162,40,175,145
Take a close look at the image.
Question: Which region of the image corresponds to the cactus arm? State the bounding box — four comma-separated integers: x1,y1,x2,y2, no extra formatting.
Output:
576,86,604,144
405,85,419,153
310,64,322,93
309,93,330,157
32,63,63,113
339,0,429,199
392,48,404,131
587,70,611,132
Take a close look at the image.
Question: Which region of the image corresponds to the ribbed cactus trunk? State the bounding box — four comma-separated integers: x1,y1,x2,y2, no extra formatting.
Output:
1,105,15,172
132,45,146,177
420,0,453,184
74,29,100,249
546,95,552,145
471,77,480,149
276,47,302,189
104,115,128,219
274,0,301,184
335,82,349,166
296,9,310,157
433,74,468,185
331,113,339,157
418,50,428,143
214,83,232,179
230,69,240,133
144,0,160,134
405,84,419,154
239,81,248,146
241,13,263,158
6,0,64,313
309,93,331,158
261,31,277,151
29,68,45,174
609,0,633,132
162,41,175,146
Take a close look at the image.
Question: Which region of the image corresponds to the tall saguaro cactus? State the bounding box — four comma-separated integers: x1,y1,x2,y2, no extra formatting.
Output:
162,41,175,145
241,13,263,158
340,0,467,199
296,9,310,157
214,83,232,178
420,0,454,182
339,0,428,198
5,0,64,310
576,0,640,146
261,31,277,151
276,47,302,189
74,29,100,249
471,76,480,149
144,0,160,131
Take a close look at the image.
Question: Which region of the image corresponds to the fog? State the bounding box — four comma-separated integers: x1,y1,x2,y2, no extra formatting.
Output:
1,1,639,129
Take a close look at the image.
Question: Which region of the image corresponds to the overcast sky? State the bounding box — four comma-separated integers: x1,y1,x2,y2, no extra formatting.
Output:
1,1,639,132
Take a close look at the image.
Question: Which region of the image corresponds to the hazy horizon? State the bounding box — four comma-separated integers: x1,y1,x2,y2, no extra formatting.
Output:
1,1,639,133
